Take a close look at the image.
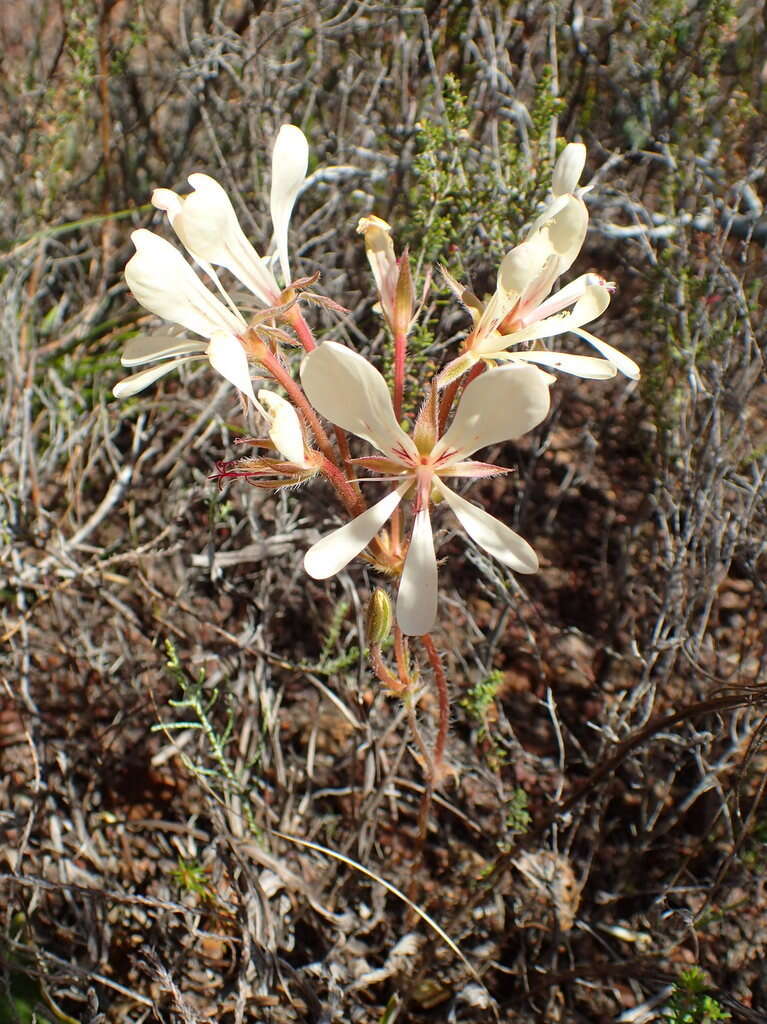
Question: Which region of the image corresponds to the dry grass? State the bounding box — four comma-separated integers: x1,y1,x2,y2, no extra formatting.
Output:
1,1,766,1021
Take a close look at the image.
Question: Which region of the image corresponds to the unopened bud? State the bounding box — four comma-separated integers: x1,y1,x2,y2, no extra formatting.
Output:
366,588,393,647
393,248,415,338
258,389,309,467
436,351,477,389
413,383,438,454
358,215,398,327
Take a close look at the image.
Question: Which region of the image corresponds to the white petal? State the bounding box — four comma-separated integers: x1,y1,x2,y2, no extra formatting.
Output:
574,328,641,380
358,215,398,317
434,479,538,573
508,350,617,379
300,342,417,461
487,284,610,349
206,331,256,404
520,272,604,325
473,286,515,342
304,486,406,579
151,187,183,220
270,124,309,286
258,389,308,465
125,229,245,338
121,334,206,366
545,195,589,275
528,194,589,276
551,143,586,197
498,232,556,298
435,364,551,460
396,509,438,635
179,174,281,306
112,356,200,398
515,254,563,318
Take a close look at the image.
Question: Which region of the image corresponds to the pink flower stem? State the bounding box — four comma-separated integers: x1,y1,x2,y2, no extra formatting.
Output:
420,632,449,783
438,361,485,435
438,376,461,436
288,307,317,352
393,328,407,421
318,455,365,518
256,344,339,471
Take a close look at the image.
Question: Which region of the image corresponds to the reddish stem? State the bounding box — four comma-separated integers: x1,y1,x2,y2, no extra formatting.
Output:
287,306,317,352
393,626,410,689
438,376,461,435
255,344,336,465
438,360,485,434
393,328,407,421
318,455,365,518
420,633,449,782
332,423,362,502
369,643,406,695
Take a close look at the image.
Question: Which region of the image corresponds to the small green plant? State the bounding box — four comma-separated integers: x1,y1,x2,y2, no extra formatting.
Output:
405,69,563,276
172,857,214,902
460,671,510,769
664,968,731,1023
460,670,503,739
300,599,362,677
155,638,258,833
407,73,472,270
505,787,532,836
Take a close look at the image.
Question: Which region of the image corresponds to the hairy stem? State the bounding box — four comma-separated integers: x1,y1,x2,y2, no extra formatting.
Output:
369,643,406,694
393,327,407,421
255,342,337,466
287,306,317,352
420,633,449,781
318,455,365,518
438,375,462,435
438,360,485,434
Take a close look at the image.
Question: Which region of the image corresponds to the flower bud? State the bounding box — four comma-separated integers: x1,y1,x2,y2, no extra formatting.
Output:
366,588,393,647
413,383,438,454
258,389,309,467
358,215,398,324
393,248,415,339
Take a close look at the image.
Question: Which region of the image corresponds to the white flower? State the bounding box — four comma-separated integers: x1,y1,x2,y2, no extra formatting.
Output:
152,123,308,301
300,342,550,635
151,174,283,308
113,229,257,403
449,193,639,381
115,124,310,401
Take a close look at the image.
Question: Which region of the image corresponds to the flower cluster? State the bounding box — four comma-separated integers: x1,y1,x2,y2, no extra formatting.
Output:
115,132,638,640
440,144,639,384
114,124,309,404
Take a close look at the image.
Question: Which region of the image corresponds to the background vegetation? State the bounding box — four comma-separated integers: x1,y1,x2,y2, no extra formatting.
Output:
1,1,766,1021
